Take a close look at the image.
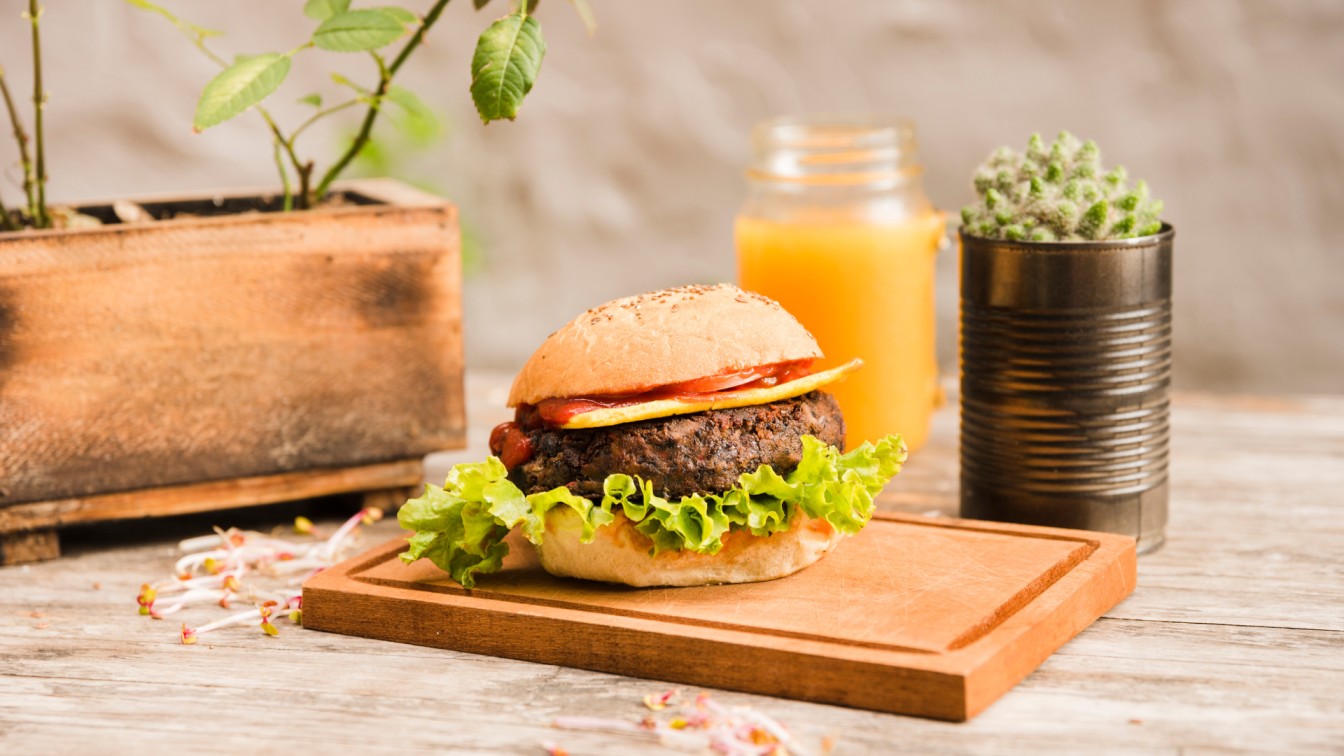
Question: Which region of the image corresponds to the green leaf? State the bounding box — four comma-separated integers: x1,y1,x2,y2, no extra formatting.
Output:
470,12,546,123
382,7,419,25
194,53,292,131
297,93,323,108
303,0,351,21
313,8,410,52
385,85,439,137
330,72,370,95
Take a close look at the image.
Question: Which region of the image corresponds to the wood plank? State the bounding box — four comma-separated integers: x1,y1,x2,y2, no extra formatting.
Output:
0,459,423,533
0,180,464,506
0,605,1339,754
0,529,58,565
302,513,1136,721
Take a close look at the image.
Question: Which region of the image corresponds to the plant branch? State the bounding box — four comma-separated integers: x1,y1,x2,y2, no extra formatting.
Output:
313,0,453,201
272,137,293,212
27,0,48,228
255,108,310,207
0,70,36,220
288,98,361,145
0,193,16,232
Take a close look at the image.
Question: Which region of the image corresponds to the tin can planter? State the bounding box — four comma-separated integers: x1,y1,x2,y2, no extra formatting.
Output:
958,225,1174,553
0,179,465,564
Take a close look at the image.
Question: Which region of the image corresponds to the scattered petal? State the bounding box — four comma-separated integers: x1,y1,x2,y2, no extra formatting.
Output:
643,688,680,711
553,691,819,756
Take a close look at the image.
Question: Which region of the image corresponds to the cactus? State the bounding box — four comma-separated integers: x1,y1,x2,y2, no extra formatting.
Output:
961,132,1164,242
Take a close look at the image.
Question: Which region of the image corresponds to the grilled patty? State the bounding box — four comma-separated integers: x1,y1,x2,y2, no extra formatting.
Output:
510,391,845,499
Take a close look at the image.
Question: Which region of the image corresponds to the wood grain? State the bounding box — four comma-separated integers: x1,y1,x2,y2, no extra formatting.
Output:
303,513,1136,721
0,373,1341,753
0,179,465,507
0,459,424,533
0,529,57,566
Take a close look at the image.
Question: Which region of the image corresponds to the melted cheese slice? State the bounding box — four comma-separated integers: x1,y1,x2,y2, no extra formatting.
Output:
560,358,863,430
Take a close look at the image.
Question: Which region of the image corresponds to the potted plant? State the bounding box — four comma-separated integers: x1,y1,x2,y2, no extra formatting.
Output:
957,132,1173,553
0,0,590,564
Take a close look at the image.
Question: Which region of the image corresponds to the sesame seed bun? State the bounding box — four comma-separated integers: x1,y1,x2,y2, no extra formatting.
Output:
506,284,823,407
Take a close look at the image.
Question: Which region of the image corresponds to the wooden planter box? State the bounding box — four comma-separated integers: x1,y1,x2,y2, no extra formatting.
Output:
0,179,464,563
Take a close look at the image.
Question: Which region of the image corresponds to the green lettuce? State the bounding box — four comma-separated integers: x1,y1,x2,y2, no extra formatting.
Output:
398,434,907,588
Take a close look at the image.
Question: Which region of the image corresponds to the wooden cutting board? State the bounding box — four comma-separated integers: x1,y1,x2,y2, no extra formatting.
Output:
302,513,1135,721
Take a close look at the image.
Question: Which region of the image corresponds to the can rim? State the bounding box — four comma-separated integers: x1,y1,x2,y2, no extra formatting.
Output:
958,222,1175,251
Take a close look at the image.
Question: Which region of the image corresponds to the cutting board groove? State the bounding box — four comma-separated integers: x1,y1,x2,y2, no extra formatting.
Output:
303,512,1135,721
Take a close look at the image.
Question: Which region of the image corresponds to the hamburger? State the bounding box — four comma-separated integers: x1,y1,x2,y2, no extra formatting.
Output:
398,284,907,588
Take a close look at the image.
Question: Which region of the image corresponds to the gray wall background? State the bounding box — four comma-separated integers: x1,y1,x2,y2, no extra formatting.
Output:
2,1,1340,394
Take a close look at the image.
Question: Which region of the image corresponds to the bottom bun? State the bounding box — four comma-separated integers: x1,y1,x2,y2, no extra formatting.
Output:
534,507,844,587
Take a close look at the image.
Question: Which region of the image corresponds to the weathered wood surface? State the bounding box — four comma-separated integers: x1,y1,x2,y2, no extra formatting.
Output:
0,179,465,506
0,459,424,566
0,459,423,534
1,371,1341,753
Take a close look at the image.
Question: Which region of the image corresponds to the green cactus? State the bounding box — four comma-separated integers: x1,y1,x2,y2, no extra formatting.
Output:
962,132,1164,242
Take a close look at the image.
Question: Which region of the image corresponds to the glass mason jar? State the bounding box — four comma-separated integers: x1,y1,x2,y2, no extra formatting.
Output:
735,114,945,451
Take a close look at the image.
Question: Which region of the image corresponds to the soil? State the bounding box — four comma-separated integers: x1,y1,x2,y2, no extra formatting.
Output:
74,190,379,226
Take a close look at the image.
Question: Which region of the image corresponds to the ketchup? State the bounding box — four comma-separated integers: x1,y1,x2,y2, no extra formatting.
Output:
488,421,534,470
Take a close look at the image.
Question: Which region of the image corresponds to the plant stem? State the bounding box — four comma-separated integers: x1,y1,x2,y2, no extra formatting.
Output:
257,108,309,208
272,138,293,211
298,161,314,208
28,0,48,228
0,194,16,232
312,0,453,201
288,99,360,145
0,71,35,223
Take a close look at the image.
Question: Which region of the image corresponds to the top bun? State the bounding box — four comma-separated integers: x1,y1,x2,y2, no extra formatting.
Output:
508,284,822,406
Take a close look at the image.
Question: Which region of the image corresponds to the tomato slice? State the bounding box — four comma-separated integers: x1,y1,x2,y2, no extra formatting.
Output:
526,360,815,427
665,365,774,394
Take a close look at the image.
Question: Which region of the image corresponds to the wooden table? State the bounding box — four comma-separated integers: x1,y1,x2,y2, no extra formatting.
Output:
2,371,1341,753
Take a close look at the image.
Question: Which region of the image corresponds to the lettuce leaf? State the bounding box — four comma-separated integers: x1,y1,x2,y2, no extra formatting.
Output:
398,434,907,588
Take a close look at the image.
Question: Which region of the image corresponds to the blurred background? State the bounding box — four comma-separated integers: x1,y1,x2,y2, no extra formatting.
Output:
1,0,1340,394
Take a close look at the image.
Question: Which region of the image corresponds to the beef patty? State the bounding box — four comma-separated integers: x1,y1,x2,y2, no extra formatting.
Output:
510,391,845,499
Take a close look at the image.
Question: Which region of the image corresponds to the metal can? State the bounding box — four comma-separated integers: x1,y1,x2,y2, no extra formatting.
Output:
958,225,1174,553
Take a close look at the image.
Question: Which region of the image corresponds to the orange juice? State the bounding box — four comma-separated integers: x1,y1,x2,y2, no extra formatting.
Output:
737,212,945,451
